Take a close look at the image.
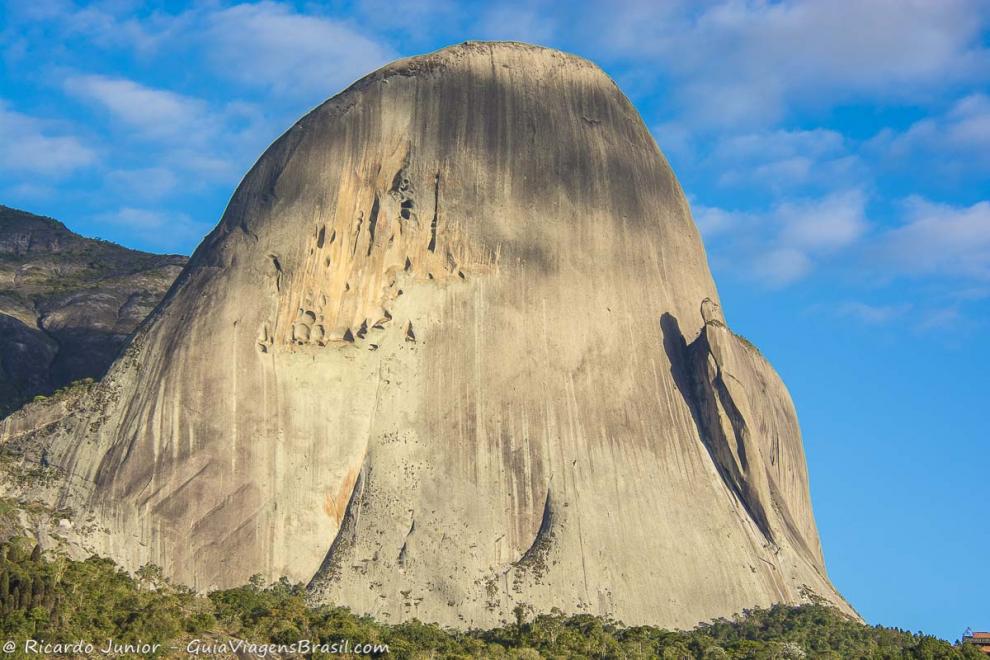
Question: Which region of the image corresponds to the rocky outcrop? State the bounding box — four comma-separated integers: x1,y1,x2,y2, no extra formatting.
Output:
0,206,185,416
0,42,852,628
662,299,827,585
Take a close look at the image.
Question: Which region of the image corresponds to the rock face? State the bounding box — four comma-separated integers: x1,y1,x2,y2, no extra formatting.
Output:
0,42,851,628
0,206,185,417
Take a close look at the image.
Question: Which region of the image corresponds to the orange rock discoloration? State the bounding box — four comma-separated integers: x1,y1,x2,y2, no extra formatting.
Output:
324,467,360,526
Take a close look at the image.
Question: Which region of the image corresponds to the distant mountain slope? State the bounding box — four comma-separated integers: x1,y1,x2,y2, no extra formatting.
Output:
0,205,186,417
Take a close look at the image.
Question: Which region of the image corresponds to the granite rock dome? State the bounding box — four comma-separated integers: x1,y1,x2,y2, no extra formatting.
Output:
0,42,851,628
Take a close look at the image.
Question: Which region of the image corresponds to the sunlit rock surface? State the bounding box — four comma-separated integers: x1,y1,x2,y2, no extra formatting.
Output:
0,42,852,628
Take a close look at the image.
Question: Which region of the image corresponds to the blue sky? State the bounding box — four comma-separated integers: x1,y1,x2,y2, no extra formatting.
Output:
1,0,988,641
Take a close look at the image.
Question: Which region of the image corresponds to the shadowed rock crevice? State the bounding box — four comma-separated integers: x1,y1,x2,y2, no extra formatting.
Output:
661,311,775,544
397,518,415,569
366,194,380,256
661,305,829,571
428,172,440,253
514,487,556,578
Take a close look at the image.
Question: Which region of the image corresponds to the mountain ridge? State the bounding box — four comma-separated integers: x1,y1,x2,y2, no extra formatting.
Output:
0,205,185,417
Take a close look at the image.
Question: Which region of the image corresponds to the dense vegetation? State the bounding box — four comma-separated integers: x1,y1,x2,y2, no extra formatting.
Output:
0,536,980,659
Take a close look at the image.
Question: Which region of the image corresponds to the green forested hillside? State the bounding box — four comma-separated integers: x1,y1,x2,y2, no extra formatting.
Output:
0,536,980,659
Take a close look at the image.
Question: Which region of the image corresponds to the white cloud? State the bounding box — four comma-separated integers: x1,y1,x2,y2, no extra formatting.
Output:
714,128,844,168
106,167,178,200
696,190,868,286
163,150,241,184
353,0,555,48
1,0,75,23
97,207,212,252
0,101,96,176
835,301,912,324
61,5,175,53
356,0,461,27
7,2,393,102
878,198,990,281
4,1,184,54
777,190,867,253
711,128,862,192
873,93,990,172
64,74,213,141
938,94,990,151
692,204,738,238
915,306,964,332
592,0,990,129
2,181,57,202
653,121,695,161
476,5,557,43
61,74,271,187
198,2,396,98
754,247,812,286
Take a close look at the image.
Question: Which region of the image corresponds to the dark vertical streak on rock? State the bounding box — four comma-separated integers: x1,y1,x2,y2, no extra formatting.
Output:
366,193,380,257
268,255,282,292
352,213,363,256
397,517,415,568
428,172,440,253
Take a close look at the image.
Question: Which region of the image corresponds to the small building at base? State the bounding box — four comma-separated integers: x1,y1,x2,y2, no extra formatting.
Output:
963,629,990,655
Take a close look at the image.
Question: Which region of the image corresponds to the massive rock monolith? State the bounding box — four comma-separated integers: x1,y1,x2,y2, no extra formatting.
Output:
0,42,852,628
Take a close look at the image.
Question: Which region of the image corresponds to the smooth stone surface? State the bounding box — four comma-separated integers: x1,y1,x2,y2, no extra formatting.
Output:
0,42,853,629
